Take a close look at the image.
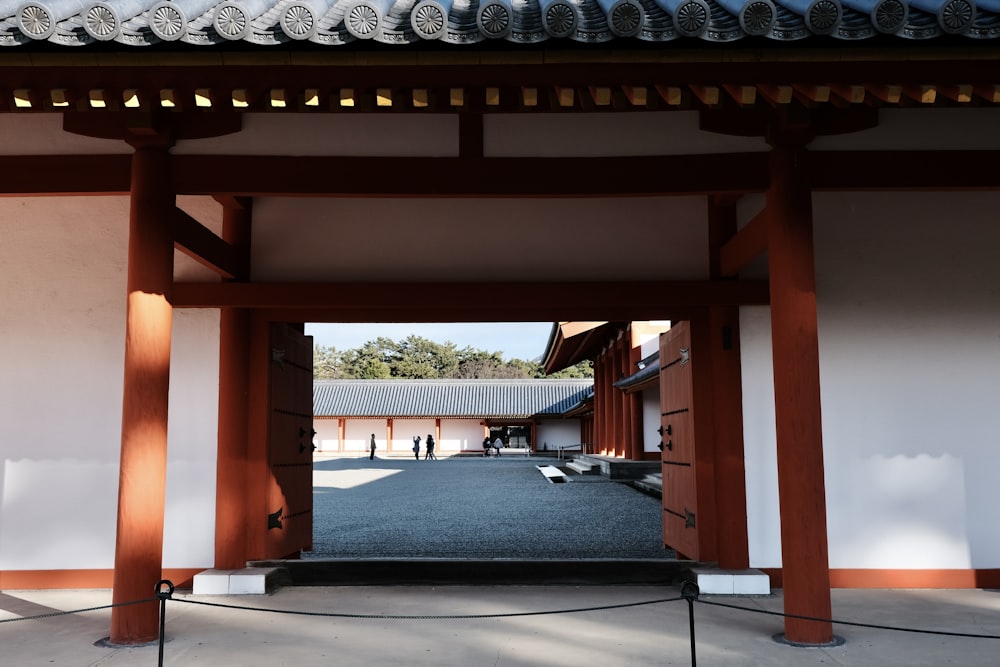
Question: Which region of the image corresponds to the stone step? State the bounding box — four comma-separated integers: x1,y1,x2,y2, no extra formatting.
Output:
630,473,663,498
565,460,600,475
193,567,290,595
249,559,696,586
687,567,771,596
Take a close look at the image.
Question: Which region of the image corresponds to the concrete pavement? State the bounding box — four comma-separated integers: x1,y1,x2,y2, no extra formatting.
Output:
2,585,1000,666
2,455,999,665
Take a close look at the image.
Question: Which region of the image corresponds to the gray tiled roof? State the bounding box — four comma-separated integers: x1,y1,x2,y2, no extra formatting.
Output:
1,0,994,47
314,378,594,418
614,351,660,390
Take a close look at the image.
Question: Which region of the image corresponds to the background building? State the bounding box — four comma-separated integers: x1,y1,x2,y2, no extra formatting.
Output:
313,379,592,455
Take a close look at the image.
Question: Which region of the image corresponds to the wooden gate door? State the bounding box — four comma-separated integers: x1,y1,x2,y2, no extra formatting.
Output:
659,322,701,560
265,323,315,559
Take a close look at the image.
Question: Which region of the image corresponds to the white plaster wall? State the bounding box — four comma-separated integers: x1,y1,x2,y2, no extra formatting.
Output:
536,421,580,452
642,391,662,453
0,197,221,571
439,420,485,452
250,196,709,283
315,418,341,452
391,419,437,454
741,191,1000,570
810,109,1000,151
485,112,767,157
344,419,386,453
163,308,220,568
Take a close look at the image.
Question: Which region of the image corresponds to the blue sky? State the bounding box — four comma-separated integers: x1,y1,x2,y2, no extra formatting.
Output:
305,322,555,362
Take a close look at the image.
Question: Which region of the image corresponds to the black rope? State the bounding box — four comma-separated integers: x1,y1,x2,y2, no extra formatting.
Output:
0,597,159,624
696,598,1000,640
170,595,686,620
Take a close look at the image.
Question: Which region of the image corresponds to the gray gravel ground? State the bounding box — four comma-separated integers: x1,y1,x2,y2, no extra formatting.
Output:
308,455,673,560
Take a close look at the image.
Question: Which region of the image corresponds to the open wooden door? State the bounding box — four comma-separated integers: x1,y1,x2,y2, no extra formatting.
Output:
659,322,701,560
264,323,315,559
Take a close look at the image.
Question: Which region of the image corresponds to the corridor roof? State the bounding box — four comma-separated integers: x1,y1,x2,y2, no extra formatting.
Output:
313,378,594,419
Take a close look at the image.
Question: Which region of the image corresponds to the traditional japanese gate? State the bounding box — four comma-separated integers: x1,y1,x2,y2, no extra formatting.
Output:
263,322,315,559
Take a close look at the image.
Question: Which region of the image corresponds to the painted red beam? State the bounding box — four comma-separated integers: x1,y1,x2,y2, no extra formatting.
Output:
169,154,769,196
806,151,1000,190
3,152,1000,197
719,208,768,277
170,280,770,321
171,207,239,279
0,155,131,194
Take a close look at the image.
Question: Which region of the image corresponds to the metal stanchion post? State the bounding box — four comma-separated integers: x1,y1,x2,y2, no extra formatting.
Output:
680,580,700,667
155,580,175,667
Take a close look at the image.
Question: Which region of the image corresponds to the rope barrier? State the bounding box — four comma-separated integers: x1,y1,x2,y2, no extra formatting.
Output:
695,597,1000,640
0,597,158,624
170,594,686,620
4,578,1000,667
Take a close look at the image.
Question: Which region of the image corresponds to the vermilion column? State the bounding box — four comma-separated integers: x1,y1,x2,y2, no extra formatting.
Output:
767,141,834,645
608,340,625,456
593,355,603,454
707,199,750,570
111,144,175,644
627,335,643,460
215,203,252,570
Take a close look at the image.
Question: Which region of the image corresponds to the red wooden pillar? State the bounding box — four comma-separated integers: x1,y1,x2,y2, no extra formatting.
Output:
593,354,605,454
110,143,175,644
608,342,617,457
215,202,252,570
606,350,615,456
617,338,629,457
767,141,834,645
245,312,271,559
708,306,750,569
707,197,751,569
627,333,644,460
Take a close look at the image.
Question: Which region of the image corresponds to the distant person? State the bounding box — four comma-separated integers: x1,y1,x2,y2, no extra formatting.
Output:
425,434,437,460
369,433,376,460
494,436,504,457
412,435,421,461
483,437,492,457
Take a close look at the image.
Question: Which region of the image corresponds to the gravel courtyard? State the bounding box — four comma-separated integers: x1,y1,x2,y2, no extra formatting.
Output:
307,455,673,560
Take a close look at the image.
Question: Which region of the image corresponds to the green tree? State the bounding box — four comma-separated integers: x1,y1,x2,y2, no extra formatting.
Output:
544,360,594,378
313,336,595,380
390,335,459,378
339,338,395,378
313,345,343,379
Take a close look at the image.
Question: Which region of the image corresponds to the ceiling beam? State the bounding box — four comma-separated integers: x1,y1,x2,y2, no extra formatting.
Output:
168,154,770,196
170,280,771,321
2,151,1000,198
806,151,1000,190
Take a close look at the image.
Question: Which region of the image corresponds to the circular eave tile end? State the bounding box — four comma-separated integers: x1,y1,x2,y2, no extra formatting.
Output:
18,2,56,40
411,0,448,39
